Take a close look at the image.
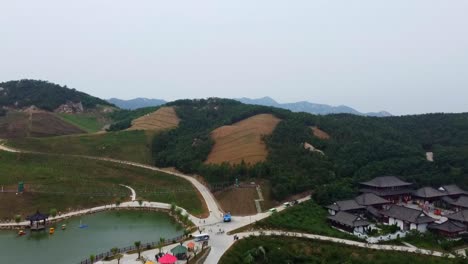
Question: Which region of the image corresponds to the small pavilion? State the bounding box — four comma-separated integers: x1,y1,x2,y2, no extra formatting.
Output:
26,211,49,231
170,244,188,260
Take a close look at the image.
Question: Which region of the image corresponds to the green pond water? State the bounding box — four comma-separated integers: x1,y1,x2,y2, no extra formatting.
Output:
0,210,183,264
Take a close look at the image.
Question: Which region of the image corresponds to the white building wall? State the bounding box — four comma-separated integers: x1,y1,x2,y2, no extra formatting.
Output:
410,223,417,230
391,218,404,230
417,224,428,233
355,226,364,234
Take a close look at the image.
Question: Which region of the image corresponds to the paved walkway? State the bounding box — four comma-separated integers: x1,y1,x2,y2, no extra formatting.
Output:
120,185,136,201
0,142,224,226
233,231,453,258
0,142,454,263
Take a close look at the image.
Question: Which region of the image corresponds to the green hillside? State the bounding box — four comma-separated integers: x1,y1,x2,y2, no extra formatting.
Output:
0,79,112,111
8,130,154,164
148,99,468,202
6,97,468,204
0,151,204,219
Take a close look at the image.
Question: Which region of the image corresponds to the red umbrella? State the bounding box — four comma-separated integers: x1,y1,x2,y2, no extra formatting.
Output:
158,254,178,264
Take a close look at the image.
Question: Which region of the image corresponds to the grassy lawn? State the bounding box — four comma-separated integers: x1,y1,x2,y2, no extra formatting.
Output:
7,130,154,164
400,230,468,253
251,200,360,241
220,236,460,264
57,113,105,133
0,152,205,220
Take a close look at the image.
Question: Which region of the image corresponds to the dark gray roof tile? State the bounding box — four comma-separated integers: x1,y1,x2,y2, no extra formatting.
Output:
355,193,390,206
360,176,412,188
413,187,445,199
380,205,435,224
326,200,365,212
328,211,370,227
439,185,468,196
428,221,466,233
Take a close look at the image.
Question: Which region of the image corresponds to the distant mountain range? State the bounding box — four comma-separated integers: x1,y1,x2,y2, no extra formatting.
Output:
236,97,392,117
107,96,391,116
107,98,167,110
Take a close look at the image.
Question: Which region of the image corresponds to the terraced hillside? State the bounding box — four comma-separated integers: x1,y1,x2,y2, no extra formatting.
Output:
0,110,85,138
128,106,180,131
206,114,281,165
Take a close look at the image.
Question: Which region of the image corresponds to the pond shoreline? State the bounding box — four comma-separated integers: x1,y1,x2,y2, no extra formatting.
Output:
0,201,194,231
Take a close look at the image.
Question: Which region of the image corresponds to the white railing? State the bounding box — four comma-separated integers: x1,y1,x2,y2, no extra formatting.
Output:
354,230,408,244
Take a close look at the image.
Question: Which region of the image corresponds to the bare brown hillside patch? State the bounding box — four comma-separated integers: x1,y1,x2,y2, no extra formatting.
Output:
206,114,281,165
0,111,84,138
128,106,180,131
214,186,258,216
311,126,330,140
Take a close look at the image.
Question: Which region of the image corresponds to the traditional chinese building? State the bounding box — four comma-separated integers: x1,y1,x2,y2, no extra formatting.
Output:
359,176,413,203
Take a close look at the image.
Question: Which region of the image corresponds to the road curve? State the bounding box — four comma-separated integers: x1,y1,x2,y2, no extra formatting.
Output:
1,142,453,264
0,142,223,224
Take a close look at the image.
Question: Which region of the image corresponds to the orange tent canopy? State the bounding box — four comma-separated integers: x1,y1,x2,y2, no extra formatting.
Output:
187,242,195,248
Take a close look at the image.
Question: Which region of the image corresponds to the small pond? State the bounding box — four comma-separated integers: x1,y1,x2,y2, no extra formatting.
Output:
0,210,183,263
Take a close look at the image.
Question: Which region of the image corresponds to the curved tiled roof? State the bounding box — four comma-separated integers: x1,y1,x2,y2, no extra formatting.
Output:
327,211,370,227
354,193,390,206
360,176,412,188
428,221,466,233
447,210,468,223
326,200,365,212
439,185,468,196
380,205,434,224
413,187,445,198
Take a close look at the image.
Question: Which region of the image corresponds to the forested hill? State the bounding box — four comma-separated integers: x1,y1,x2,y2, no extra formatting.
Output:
0,79,113,111
147,98,468,203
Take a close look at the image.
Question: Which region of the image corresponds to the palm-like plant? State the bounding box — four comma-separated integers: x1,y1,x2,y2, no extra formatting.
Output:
134,241,141,259
111,247,123,264
158,237,165,253
89,254,95,263
170,203,176,214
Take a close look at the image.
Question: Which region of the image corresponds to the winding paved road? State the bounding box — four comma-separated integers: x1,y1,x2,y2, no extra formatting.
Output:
0,142,453,263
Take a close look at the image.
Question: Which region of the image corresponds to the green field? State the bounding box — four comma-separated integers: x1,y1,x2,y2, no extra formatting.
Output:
220,236,460,264
0,152,205,220
57,113,105,133
251,200,360,241
7,130,154,164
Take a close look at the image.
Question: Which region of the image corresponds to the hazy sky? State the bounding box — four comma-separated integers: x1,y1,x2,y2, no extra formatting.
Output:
1,1,467,115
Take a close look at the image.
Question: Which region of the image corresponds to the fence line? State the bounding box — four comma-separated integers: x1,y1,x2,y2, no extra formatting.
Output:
79,234,185,264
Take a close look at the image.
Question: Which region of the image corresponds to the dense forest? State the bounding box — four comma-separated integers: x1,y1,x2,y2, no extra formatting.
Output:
146,98,468,203
0,80,112,111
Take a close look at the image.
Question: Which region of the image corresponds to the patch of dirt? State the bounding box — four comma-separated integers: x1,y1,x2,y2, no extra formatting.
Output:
214,186,258,216
0,111,85,138
128,106,180,131
303,142,325,155
311,126,330,140
206,114,281,165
